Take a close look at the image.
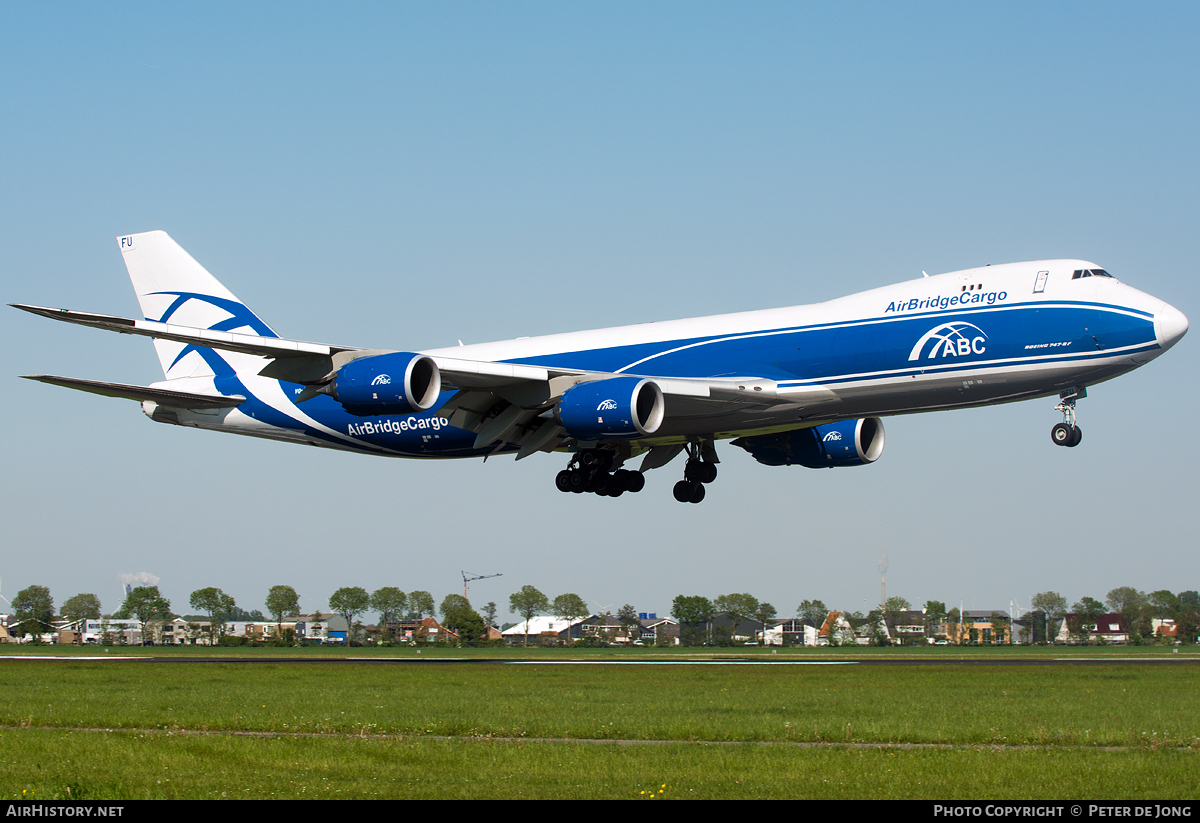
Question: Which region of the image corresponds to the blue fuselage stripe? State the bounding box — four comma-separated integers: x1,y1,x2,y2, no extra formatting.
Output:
501,303,1157,382
224,300,1159,456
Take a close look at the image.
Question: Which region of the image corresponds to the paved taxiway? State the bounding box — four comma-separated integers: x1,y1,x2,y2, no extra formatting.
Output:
2,655,1197,667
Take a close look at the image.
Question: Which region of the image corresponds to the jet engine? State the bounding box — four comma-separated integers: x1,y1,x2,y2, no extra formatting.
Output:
324,352,441,416
733,418,885,467
556,376,665,441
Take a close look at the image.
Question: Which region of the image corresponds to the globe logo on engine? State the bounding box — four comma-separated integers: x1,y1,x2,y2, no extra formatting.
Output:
597,399,618,411
822,431,842,442
908,322,988,361
371,374,392,386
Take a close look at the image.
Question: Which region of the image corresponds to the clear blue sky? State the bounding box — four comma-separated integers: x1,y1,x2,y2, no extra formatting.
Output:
3,2,1197,623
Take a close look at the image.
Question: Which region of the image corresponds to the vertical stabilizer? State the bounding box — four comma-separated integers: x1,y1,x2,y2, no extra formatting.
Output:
117,231,277,380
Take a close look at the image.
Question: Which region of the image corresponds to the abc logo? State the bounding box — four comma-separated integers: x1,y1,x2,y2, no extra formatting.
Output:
908,322,987,361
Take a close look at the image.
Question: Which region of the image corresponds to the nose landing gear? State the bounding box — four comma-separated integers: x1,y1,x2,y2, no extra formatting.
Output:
1050,387,1085,448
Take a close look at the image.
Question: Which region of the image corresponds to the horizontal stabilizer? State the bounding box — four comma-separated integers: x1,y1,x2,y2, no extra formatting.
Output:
10,303,359,360
21,375,245,409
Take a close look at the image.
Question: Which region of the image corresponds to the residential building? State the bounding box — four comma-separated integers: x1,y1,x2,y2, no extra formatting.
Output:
293,613,349,643
950,610,1014,645
376,617,459,642
638,615,678,645
503,615,588,645
818,612,855,646
1056,613,1130,644
78,618,143,645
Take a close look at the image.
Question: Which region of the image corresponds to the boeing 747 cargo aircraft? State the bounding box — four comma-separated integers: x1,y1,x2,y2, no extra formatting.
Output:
14,231,1188,503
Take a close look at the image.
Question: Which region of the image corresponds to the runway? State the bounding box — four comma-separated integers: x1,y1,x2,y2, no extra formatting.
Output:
2,654,1197,666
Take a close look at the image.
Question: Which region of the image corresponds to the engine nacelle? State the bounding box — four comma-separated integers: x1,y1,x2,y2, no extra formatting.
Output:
557,377,665,441
733,418,885,467
327,352,441,417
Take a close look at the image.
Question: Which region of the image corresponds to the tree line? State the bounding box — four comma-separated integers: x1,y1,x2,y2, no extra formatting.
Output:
9,582,1199,646
668,588,1200,646
1029,588,1200,645
7,582,504,645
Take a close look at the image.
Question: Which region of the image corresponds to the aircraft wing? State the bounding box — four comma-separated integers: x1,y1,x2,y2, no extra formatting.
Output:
10,303,579,386
11,302,794,400
12,302,816,457
434,371,808,460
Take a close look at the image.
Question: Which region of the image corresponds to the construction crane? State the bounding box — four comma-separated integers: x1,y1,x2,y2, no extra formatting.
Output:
462,571,502,598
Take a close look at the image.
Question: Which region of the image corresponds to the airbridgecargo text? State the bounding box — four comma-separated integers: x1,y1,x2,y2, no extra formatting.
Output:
885,291,1008,313
347,416,449,436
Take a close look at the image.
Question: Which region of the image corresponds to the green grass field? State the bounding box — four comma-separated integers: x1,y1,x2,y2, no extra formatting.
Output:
2,646,1197,799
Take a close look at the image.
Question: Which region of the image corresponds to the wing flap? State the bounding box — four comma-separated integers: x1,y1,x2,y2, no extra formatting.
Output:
431,356,555,386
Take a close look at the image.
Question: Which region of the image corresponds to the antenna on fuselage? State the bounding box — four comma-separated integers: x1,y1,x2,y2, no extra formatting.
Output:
922,271,929,278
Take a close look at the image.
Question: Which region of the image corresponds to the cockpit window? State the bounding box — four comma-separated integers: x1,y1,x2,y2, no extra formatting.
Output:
1091,269,1114,278
1072,269,1115,280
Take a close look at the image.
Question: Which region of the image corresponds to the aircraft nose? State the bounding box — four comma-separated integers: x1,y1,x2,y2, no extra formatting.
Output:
1155,302,1189,351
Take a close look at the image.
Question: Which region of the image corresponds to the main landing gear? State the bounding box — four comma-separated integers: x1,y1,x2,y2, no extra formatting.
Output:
554,441,720,502
672,443,718,504
554,448,646,497
1050,387,1086,448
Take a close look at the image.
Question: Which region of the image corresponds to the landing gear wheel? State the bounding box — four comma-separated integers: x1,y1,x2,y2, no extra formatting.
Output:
673,480,705,503
560,448,637,497
588,472,612,495
1051,387,1086,449
579,449,613,471
622,470,646,493
1051,423,1073,446
568,469,588,492
673,480,693,503
684,459,717,484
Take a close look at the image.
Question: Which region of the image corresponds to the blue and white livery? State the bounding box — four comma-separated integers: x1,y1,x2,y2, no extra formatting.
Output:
14,231,1188,503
